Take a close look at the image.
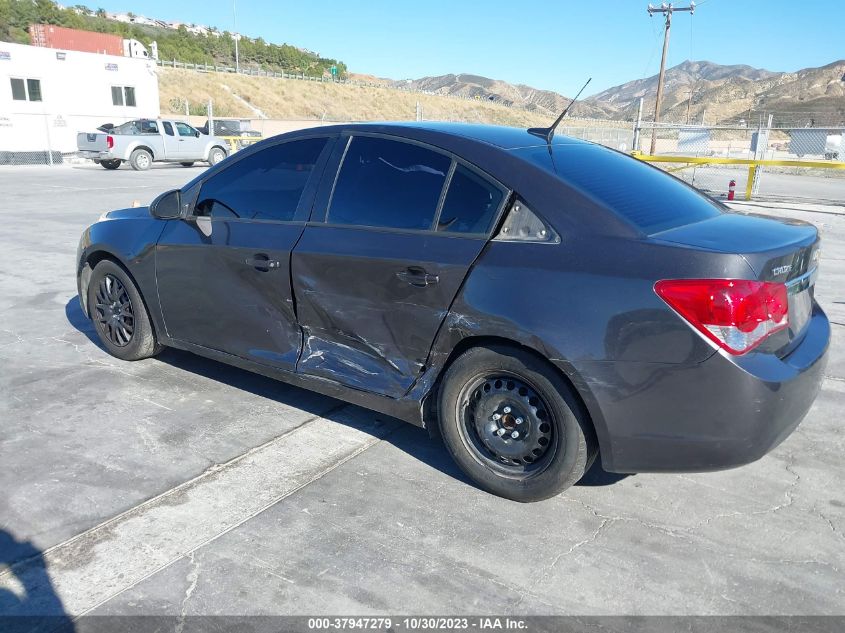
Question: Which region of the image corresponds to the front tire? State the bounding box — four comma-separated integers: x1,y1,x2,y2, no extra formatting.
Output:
100,159,121,170
88,260,162,361
438,345,596,502
208,146,226,166
129,148,152,171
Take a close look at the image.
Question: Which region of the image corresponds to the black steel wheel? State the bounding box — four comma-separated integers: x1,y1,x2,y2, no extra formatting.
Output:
93,274,134,347
457,373,557,476
87,260,162,361
438,345,596,502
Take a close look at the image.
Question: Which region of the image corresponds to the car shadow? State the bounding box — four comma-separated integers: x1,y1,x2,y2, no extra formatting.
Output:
0,530,74,632
64,296,629,495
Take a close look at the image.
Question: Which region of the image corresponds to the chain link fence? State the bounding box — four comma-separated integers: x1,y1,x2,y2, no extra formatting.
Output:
4,107,843,206
1,106,637,167
634,122,845,202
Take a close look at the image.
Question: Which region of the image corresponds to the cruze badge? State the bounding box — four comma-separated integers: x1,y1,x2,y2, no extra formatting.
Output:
772,264,792,276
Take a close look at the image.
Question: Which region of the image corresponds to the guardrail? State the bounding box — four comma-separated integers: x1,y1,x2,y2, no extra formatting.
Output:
632,152,845,200
156,59,637,127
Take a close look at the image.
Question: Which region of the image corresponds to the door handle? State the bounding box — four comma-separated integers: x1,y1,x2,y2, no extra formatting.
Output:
245,254,280,272
396,267,439,287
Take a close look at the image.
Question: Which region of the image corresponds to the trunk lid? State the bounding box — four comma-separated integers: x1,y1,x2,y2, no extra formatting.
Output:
651,212,820,356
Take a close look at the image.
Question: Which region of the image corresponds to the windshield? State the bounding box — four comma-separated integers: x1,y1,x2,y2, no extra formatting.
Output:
518,143,723,234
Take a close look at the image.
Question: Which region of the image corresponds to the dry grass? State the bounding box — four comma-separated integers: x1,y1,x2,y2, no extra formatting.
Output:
158,68,558,127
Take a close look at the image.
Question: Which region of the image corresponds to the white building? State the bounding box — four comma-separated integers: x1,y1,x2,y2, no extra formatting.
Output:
0,42,160,161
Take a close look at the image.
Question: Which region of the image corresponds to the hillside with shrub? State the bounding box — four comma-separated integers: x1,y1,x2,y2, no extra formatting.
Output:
0,0,346,77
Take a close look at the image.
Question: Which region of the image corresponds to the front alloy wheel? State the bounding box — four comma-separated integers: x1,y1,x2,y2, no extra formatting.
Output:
86,260,162,361
93,274,134,346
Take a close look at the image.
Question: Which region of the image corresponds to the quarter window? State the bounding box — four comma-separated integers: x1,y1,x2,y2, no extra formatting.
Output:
11,77,42,101
328,136,451,230
163,121,174,136
196,138,328,222
437,165,503,234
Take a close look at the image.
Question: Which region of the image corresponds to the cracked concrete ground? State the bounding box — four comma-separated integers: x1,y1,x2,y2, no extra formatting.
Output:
0,165,843,620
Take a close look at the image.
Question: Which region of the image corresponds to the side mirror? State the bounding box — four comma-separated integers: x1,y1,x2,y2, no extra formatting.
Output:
195,130,200,138
150,189,182,219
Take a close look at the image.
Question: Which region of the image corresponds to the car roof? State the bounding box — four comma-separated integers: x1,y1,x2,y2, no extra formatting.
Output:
327,121,592,151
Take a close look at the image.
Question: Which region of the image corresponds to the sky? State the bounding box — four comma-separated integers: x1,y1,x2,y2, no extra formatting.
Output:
88,0,845,96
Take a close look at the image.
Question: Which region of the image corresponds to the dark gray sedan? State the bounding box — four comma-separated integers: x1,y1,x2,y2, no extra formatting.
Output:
76,122,829,501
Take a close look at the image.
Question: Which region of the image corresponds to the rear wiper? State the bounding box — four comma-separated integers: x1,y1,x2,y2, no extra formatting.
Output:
528,77,592,145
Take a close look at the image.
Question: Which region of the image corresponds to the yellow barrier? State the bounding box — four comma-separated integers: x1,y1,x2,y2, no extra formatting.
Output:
631,152,845,201
219,135,264,154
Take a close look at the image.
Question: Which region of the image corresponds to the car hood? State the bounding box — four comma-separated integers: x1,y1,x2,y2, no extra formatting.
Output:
102,206,151,221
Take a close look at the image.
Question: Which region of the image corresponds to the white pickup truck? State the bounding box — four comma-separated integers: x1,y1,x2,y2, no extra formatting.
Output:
77,119,229,171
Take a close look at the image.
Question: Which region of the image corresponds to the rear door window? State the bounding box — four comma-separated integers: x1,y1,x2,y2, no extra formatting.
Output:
437,165,504,234
328,136,451,230
196,137,328,222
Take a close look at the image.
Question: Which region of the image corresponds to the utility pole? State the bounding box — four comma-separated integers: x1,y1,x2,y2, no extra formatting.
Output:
233,0,239,73
647,2,695,154
685,86,694,125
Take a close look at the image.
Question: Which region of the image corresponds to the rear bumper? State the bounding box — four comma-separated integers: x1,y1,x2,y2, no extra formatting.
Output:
78,150,115,161
563,304,830,473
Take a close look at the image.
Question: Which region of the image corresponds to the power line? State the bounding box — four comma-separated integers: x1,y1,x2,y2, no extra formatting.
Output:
647,2,696,153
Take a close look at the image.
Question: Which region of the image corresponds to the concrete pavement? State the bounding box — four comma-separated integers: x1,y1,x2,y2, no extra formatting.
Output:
0,164,843,626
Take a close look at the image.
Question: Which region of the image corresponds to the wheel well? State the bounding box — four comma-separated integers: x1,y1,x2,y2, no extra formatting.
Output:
82,252,160,339
131,145,155,159
423,336,600,453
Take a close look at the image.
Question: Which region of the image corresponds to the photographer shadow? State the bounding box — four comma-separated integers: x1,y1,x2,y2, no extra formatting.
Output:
0,530,74,632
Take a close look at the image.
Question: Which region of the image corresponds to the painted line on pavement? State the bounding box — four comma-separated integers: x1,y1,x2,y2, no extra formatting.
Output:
0,406,398,619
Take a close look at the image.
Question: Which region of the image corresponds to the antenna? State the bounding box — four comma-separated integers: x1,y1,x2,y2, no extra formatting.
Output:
528,77,592,144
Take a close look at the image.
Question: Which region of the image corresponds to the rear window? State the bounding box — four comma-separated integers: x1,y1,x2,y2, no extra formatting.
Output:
519,144,722,234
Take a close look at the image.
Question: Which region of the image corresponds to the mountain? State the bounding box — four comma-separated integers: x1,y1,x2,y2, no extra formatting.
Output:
390,73,618,119
395,60,845,127
587,60,780,110
585,59,845,126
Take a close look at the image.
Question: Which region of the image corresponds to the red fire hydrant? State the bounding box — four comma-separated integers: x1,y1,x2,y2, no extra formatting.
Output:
727,179,737,201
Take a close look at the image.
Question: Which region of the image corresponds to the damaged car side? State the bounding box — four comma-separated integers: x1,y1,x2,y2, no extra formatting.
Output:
76,122,829,502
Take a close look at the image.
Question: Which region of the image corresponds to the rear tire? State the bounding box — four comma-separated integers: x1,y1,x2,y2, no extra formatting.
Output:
438,345,596,502
100,159,121,170
129,148,152,171
180,162,195,167
208,146,226,166
87,260,162,361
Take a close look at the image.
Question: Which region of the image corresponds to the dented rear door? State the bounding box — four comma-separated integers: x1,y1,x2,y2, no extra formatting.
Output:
291,134,507,397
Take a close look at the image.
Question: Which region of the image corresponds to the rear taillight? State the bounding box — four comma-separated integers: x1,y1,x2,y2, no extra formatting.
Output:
106,135,114,149
654,279,788,355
